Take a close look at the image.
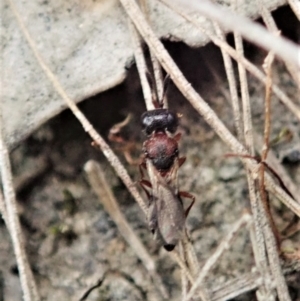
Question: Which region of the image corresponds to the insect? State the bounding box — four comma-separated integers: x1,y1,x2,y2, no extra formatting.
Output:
140,77,194,251
141,157,194,251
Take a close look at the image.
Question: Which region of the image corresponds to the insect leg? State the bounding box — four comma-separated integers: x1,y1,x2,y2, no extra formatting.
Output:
179,191,195,217
139,158,147,179
139,179,152,200
139,180,158,233
174,132,182,142
108,114,132,143
178,157,186,167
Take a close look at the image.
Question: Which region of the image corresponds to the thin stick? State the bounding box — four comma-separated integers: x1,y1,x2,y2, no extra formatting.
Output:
258,199,292,301
287,0,300,21
184,213,252,301
260,51,292,301
151,53,166,107
7,0,148,216
169,250,195,284
0,108,39,301
247,211,273,299
181,231,199,278
210,271,263,301
178,242,188,300
129,20,154,110
84,160,168,299
169,0,300,69
232,0,271,298
160,0,300,121
257,0,300,91
139,0,166,107
118,0,300,217
260,51,278,241
212,22,242,140
0,190,8,225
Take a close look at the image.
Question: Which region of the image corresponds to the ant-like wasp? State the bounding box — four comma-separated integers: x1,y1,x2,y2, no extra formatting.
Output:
139,75,195,251
108,74,195,251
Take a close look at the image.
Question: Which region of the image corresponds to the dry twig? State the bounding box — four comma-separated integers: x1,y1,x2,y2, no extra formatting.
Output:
287,0,300,20
139,0,166,107
129,19,154,110
0,104,39,300
258,50,291,301
184,213,252,301
211,22,242,140
232,1,271,298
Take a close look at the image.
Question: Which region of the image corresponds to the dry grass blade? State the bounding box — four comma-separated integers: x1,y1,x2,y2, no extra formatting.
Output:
259,51,291,301
139,0,165,107
181,231,199,278
171,0,300,69
257,1,300,90
178,242,189,300
0,190,8,225
84,160,169,299
184,213,252,301
259,52,278,241
287,0,300,20
0,106,39,300
7,0,148,216
129,19,154,110
232,1,271,297
169,250,195,285
119,0,300,217
258,199,292,301
212,22,242,140
210,271,263,301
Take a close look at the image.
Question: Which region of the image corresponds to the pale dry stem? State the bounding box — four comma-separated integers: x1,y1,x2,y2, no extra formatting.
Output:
210,271,263,301
257,1,300,92
0,190,8,225
84,160,169,299
0,102,39,300
212,22,242,140
232,1,271,298
129,19,154,110
169,251,195,285
184,213,252,301
287,0,300,21
178,242,188,300
258,199,292,301
139,0,165,107
259,51,291,301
